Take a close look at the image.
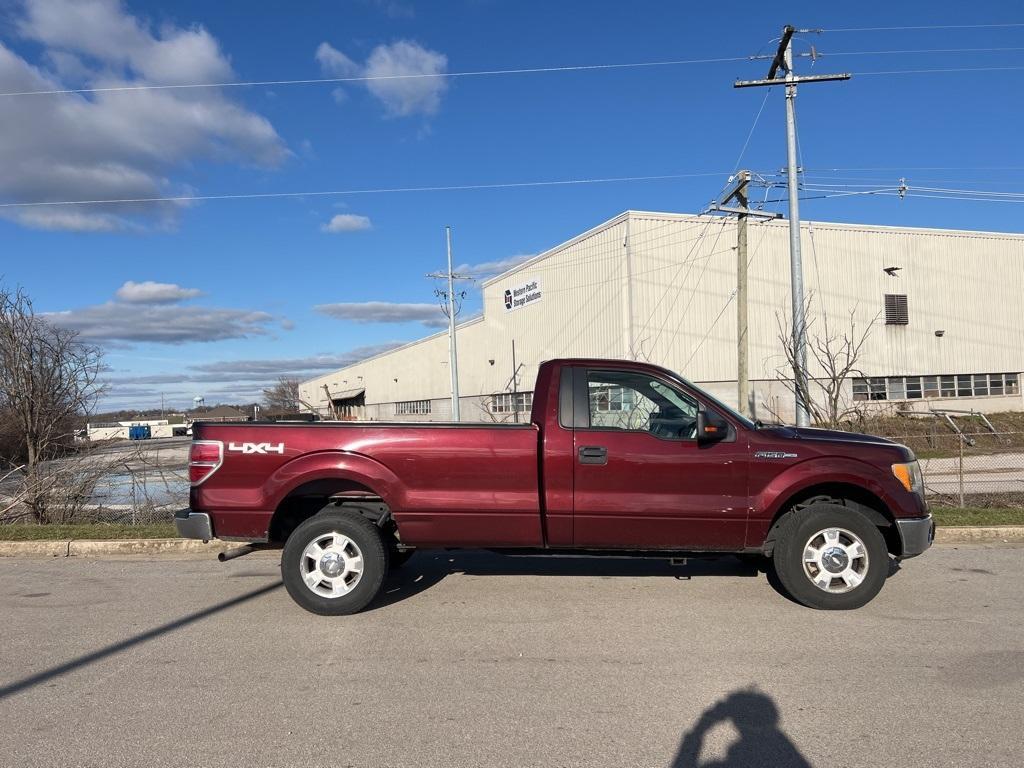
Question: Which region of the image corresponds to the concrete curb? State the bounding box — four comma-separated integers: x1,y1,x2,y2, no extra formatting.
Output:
1,527,1023,558
0,538,231,558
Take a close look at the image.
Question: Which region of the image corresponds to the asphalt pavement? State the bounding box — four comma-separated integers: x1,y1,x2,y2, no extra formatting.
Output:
2,544,1022,768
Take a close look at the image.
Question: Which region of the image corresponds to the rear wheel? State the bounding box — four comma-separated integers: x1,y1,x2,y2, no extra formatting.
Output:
282,507,388,615
772,503,888,610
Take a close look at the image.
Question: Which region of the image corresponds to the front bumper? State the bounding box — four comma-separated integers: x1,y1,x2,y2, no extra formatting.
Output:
896,514,935,558
174,509,214,542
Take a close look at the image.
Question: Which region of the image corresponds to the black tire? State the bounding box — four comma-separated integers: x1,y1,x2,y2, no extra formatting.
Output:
281,507,388,616
771,503,889,610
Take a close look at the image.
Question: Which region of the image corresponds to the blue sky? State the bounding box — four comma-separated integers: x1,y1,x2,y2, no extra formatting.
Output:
1,0,1022,410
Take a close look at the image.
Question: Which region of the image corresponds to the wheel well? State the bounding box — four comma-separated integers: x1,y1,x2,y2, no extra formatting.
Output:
268,479,394,544
764,483,900,556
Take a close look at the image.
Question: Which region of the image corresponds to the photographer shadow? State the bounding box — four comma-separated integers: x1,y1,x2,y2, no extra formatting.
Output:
671,689,812,768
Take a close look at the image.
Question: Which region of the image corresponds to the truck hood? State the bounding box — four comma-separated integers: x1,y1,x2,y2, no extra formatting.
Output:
759,425,913,458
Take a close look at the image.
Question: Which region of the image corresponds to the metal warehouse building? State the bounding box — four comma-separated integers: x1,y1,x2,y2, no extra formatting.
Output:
300,210,1024,423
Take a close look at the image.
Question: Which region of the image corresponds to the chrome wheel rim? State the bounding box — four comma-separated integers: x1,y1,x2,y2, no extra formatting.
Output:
300,533,364,598
802,527,869,594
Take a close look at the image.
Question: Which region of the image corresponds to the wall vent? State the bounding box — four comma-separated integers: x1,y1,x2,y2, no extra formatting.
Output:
884,294,909,325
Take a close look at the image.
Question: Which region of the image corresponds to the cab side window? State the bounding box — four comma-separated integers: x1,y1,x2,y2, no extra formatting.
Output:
585,370,699,440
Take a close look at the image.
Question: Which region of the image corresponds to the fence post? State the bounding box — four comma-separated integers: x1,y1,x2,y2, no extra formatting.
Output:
958,439,965,508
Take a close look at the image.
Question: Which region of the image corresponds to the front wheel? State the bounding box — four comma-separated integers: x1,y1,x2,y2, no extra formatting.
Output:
772,504,889,610
281,508,388,615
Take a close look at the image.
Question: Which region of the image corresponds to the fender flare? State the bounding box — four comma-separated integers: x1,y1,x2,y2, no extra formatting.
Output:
757,456,901,525
261,450,406,512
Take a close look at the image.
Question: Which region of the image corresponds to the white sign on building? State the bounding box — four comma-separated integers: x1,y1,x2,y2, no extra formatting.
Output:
503,278,542,312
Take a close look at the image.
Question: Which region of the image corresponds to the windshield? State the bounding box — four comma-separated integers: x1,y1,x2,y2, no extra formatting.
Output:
679,377,757,431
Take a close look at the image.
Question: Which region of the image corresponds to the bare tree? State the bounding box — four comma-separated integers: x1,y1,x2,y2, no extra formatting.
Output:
774,297,877,429
262,376,301,413
0,286,106,522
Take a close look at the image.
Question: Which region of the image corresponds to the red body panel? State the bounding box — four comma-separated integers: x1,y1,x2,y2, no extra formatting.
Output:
192,423,541,544
572,430,748,550
189,359,927,549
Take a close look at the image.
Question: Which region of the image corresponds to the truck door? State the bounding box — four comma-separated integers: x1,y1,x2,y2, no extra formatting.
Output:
570,367,748,549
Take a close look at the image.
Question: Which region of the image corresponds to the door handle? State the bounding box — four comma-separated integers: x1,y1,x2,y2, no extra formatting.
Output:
578,446,608,465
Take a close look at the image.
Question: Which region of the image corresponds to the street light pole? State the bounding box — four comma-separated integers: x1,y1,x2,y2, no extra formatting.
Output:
783,41,810,427
445,225,460,421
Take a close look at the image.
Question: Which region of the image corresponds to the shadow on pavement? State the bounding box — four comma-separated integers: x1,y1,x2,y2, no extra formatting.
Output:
671,689,812,768
0,581,282,701
370,549,762,610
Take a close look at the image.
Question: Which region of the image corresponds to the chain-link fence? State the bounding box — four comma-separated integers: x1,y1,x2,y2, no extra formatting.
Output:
888,431,1024,508
0,439,188,526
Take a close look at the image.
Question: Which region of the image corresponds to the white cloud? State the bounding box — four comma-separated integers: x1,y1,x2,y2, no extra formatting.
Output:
455,254,536,279
364,41,448,116
100,342,403,410
316,39,447,117
48,302,283,343
45,281,288,343
365,0,415,19
315,42,360,78
315,301,446,327
115,280,203,304
0,0,287,232
321,213,372,233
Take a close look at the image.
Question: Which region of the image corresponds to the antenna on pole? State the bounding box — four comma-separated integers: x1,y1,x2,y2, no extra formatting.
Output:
733,25,850,427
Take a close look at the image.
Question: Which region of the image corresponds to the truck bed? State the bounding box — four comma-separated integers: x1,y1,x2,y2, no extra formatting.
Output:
190,420,543,545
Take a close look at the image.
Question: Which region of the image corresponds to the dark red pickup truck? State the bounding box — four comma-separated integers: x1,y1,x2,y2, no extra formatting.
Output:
176,358,933,614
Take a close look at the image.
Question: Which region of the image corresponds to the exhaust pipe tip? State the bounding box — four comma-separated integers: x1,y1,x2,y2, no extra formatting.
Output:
218,545,255,562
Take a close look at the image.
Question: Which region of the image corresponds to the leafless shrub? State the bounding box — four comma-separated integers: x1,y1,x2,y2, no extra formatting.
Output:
262,376,301,413
774,296,878,429
0,285,106,523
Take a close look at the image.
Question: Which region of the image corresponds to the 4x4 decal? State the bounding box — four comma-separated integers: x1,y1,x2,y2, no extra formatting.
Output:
228,442,285,455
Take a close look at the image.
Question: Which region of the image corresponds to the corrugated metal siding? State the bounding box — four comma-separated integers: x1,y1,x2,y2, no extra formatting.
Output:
301,210,1024,420
627,214,737,379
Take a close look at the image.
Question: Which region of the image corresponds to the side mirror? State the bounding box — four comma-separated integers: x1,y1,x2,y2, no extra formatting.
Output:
696,409,728,445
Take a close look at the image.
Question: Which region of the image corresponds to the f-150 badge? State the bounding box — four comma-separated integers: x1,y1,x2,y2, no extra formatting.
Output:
228,442,285,455
754,451,798,459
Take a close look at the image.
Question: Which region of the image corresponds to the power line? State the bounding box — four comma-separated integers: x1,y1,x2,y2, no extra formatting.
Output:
731,87,773,172
803,166,1024,171
811,46,1024,57
820,22,1024,32
0,56,751,98
0,172,729,209
853,65,1024,76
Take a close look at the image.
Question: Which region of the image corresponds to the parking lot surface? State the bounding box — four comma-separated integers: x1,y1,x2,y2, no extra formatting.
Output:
2,543,1022,768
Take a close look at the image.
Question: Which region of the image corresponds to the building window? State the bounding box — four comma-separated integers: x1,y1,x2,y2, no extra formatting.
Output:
589,385,636,412
395,400,431,415
853,373,1021,401
884,294,909,325
490,392,533,414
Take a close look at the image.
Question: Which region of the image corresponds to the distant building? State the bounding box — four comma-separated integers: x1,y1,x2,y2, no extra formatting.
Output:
195,405,247,422
86,419,175,441
300,210,1024,423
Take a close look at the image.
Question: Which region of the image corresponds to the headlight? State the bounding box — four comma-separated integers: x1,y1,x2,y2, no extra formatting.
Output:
892,461,924,494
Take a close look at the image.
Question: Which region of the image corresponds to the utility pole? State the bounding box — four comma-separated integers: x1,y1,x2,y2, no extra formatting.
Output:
427,226,472,421
709,171,780,419
735,25,850,426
